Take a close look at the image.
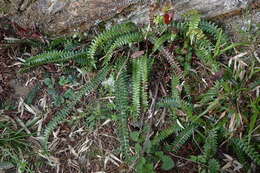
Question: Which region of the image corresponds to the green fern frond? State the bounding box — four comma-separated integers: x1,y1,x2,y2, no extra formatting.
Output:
232,138,260,165
156,97,181,109
152,125,181,145
140,56,149,111
21,49,91,72
43,66,110,149
184,10,206,44
115,70,130,160
208,159,220,173
171,21,188,34
132,58,142,119
200,81,221,104
199,20,229,45
132,56,149,119
170,124,196,153
204,128,218,159
194,40,220,72
232,139,248,166
103,32,143,65
88,22,138,60
153,32,176,52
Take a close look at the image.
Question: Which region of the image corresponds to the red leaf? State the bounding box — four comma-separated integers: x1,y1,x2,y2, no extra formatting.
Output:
163,13,174,24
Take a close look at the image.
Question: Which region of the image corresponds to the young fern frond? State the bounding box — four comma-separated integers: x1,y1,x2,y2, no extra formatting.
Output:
204,128,218,159
43,66,110,149
103,32,143,65
115,70,130,160
88,22,138,60
194,39,220,72
184,10,206,44
208,159,220,173
232,138,260,165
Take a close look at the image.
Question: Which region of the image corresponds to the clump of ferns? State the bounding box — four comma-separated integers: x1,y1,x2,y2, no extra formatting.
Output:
18,9,258,171
21,22,144,72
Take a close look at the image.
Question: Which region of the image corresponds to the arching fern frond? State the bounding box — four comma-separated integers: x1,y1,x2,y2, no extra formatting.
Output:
199,81,222,104
88,22,139,61
160,48,183,77
153,32,176,52
103,32,144,65
43,66,110,149
199,20,229,45
156,97,181,109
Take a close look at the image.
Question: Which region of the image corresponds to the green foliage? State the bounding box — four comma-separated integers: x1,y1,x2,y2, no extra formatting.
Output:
115,69,130,160
184,10,205,44
208,159,220,173
21,49,90,72
132,56,149,119
203,128,218,159
103,32,143,65
14,7,259,173
170,124,196,153
88,22,139,61
232,138,260,165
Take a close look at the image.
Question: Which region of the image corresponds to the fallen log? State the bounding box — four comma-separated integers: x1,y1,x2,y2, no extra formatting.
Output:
1,0,260,35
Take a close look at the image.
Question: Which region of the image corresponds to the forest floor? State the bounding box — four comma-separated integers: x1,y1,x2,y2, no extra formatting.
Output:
0,9,260,173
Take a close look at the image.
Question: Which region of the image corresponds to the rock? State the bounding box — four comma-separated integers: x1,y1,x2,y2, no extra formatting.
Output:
2,0,260,36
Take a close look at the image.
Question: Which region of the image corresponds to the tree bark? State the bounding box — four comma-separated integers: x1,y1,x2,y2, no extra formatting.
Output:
1,0,260,36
